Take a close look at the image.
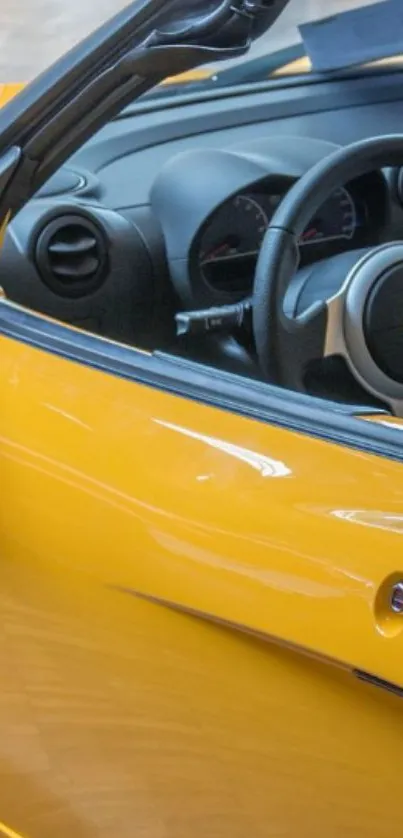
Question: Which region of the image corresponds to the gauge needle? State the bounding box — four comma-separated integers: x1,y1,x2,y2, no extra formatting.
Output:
207,243,230,260
301,228,318,241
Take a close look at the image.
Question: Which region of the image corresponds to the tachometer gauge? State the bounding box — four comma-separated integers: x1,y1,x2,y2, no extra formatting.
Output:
299,186,356,246
200,194,269,265
199,194,269,293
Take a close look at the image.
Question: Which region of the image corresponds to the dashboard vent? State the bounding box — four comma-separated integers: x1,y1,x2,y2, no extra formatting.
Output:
35,214,108,297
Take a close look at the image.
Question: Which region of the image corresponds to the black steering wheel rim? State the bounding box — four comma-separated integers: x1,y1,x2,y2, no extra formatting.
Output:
252,134,403,390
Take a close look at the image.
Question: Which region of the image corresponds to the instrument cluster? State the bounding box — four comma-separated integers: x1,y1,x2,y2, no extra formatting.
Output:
198,185,364,295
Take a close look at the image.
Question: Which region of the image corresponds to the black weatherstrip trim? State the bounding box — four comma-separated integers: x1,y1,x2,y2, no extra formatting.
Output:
354,670,403,699
114,584,349,670
2,301,402,462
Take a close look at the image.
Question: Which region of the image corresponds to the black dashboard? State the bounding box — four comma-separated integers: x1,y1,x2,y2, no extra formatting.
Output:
2,68,403,358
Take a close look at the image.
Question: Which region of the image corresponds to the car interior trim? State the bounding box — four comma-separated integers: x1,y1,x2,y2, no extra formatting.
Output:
120,67,403,120
68,70,403,186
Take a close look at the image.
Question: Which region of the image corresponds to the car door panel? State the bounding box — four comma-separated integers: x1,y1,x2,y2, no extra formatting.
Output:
3,326,403,679
2,324,403,837
0,541,401,838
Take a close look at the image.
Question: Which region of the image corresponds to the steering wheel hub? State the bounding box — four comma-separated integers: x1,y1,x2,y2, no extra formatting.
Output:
364,262,403,383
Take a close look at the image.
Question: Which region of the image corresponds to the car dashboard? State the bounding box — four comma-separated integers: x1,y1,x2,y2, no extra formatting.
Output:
2,68,403,405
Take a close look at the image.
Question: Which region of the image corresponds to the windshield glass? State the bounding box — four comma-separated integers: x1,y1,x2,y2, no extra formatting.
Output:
0,0,391,87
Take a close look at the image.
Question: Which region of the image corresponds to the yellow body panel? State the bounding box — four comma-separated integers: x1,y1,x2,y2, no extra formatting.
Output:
1,312,403,836
0,84,24,108
271,54,403,76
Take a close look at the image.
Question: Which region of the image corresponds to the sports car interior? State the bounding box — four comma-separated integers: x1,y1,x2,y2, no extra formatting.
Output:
4,62,403,415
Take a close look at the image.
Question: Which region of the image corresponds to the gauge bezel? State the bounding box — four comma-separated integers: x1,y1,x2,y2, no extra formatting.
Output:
198,183,358,294
198,192,271,295
191,171,389,303
191,174,292,303
199,192,271,267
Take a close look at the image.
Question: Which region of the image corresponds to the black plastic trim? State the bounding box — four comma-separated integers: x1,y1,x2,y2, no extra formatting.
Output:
2,301,401,462
74,69,403,206
354,670,403,699
119,66,403,121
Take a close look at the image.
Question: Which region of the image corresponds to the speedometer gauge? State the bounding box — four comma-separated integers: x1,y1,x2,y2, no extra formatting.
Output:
299,186,356,246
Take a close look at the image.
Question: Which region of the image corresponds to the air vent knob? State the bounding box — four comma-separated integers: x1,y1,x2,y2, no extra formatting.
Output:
35,214,108,298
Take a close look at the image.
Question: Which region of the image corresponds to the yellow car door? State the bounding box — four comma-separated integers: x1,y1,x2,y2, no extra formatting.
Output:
2,300,403,838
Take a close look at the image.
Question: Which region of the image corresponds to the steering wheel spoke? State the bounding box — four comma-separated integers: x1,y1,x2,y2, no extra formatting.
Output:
323,289,348,359
278,299,329,391
253,227,357,390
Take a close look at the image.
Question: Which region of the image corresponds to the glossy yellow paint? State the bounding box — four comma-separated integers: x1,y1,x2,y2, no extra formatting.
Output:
0,84,24,108
1,305,403,835
271,53,403,76
161,68,213,84
0,823,27,838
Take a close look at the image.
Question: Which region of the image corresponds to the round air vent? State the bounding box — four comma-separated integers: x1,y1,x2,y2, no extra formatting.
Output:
35,214,108,298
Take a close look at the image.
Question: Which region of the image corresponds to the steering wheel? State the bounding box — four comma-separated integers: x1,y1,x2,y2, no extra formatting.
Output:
253,135,403,416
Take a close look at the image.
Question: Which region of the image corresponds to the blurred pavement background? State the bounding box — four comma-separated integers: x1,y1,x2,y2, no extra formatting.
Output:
0,0,380,83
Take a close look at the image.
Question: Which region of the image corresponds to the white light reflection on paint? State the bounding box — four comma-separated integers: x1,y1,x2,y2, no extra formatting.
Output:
154,420,291,478
42,403,93,431
332,508,403,534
